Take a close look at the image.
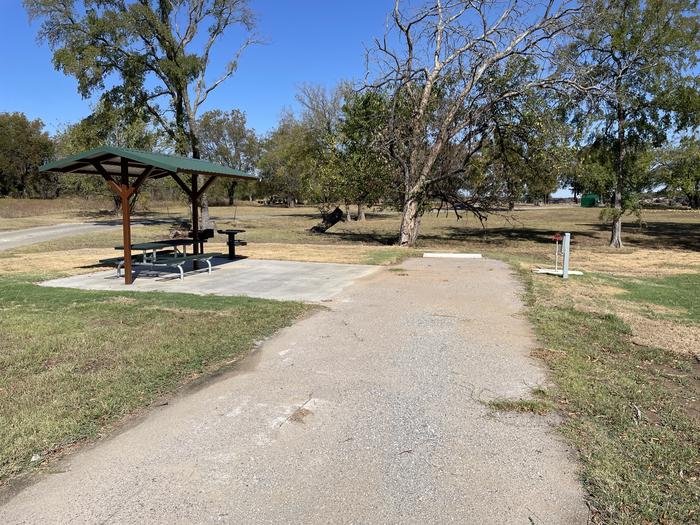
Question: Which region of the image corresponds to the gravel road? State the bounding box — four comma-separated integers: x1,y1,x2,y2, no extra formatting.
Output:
0,257,587,524
0,223,121,251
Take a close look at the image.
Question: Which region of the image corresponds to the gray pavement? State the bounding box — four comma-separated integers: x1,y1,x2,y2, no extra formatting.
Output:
1,258,587,524
40,259,380,302
0,223,121,251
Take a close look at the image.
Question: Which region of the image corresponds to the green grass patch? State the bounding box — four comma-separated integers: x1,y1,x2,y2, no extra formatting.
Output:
615,273,700,323
488,398,554,415
0,274,310,483
526,277,700,523
362,248,419,265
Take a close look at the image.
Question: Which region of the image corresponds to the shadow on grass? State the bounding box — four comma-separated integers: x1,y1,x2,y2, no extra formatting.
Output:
587,222,700,251
419,226,599,246
320,224,603,247
323,230,399,246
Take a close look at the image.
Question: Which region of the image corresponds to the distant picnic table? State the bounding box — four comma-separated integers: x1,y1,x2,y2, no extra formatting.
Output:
217,229,247,260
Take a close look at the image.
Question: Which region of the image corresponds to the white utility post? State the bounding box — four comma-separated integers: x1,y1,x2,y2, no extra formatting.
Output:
562,232,571,279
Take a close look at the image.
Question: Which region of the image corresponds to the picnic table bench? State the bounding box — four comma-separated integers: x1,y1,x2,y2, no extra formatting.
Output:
100,239,221,279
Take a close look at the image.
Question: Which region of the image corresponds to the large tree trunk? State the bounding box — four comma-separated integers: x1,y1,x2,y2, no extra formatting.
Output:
610,100,625,249
356,203,366,221
688,181,700,209
227,181,236,206
343,201,351,222
200,183,213,229
610,210,622,248
399,197,421,247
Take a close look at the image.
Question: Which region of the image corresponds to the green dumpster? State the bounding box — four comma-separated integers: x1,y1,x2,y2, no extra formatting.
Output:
580,193,600,207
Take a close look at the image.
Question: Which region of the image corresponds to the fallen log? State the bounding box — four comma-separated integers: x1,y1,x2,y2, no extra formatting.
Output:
310,206,344,233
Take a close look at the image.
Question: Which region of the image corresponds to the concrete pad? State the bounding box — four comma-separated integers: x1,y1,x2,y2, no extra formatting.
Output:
39,258,379,302
534,268,584,276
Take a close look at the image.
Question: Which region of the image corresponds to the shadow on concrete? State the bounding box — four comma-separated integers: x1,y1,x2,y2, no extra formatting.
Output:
81,255,249,282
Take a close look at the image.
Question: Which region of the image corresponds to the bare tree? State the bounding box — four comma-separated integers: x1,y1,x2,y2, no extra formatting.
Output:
368,0,579,246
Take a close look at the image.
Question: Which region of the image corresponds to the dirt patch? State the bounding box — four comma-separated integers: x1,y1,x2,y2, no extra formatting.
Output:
288,407,313,424
220,242,406,265
620,312,700,359
103,296,139,305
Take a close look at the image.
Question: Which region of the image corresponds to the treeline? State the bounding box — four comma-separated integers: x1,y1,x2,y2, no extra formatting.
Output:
6,0,699,248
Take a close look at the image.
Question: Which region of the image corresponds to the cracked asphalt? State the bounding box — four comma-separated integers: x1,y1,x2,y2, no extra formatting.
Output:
0,257,587,524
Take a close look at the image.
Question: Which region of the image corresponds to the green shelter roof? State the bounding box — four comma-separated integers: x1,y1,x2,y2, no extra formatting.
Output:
40,146,256,180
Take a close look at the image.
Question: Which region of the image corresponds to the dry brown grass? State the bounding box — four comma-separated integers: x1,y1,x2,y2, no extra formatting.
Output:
515,253,700,359
207,242,414,265
0,197,116,231
571,248,700,276
2,202,698,359
0,242,413,278
0,248,116,276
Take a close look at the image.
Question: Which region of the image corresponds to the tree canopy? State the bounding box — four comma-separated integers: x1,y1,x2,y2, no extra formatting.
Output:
562,0,700,246
0,113,54,198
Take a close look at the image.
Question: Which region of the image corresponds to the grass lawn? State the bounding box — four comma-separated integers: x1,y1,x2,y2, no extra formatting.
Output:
1,198,699,522
0,274,310,483
521,269,700,523
615,273,700,323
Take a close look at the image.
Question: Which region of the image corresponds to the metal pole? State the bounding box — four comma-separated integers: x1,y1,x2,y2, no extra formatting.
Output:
562,232,571,279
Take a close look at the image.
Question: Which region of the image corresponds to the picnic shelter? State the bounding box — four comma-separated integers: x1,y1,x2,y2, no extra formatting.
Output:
40,146,256,284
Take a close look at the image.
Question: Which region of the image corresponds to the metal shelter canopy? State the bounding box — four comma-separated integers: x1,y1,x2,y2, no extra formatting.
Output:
40,146,257,284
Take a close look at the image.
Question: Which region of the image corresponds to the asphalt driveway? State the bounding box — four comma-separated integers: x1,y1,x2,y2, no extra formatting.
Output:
1,257,587,524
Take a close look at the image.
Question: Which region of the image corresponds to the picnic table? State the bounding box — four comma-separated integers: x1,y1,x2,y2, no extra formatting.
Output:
107,239,220,279
115,239,196,262
217,229,247,260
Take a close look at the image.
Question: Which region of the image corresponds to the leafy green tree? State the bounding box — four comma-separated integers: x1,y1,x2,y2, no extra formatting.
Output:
0,113,54,197
295,84,348,216
272,84,394,221
257,114,316,207
563,0,699,247
339,91,395,220
198,109,260,204
54,102,161,210
655,137,700,209
482,68,570,209
25,0,258,225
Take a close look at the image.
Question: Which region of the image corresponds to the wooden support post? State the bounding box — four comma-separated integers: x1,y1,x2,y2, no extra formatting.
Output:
198,174,218,196
121,158,133,284
191,174,199,258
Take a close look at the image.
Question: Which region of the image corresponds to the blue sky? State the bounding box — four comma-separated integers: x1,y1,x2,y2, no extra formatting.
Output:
0,0,393,136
